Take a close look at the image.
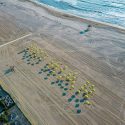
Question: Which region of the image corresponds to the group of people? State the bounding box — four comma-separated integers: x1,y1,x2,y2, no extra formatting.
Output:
80,24,92,34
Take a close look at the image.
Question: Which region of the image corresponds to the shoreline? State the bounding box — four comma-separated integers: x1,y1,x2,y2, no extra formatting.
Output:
0,0,125,124
28,0,125,33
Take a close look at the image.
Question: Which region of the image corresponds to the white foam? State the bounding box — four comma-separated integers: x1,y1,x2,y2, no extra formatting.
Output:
111,2,123,7
54,0,78,6
107,11,125,18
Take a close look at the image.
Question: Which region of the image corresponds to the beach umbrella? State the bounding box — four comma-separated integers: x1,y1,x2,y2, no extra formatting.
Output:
77,90,81,94
69,78,72,82
39,58,42,61
91,88,95,92
51,64,54,68
84,95,89,99
86,80,90,84
68,73,71,76
71,85,74,89
72,76,76,80
70,81,75,84
88,90,93,94
83,84,87,87
84,100,91,105
36,49,39,52
63,65,68,70
56,64,59,68
84,89,88,93
60,68,64,73
52,70,55,73
66,76,70,80
55,67,58,71
89,85,95,90
56,76,59,80
82,88,87,92
81,86,85,91
91,85,95,88
74,76,77,79
58,76,62,79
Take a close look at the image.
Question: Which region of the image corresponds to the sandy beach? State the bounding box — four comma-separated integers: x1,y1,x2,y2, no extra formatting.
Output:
0,0,125,124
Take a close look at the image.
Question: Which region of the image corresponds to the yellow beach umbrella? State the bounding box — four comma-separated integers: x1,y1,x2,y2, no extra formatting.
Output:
84,89,88,93
56,64,59,68
64,65,68,69
81,86,85,91
86,80,90,84
72,76,76,80
57,76,60,79
51,64,54,67
91,85,95,88
39,58,42,61
69,78,72,82
77,90,81,94
68,73,72,76
84,100,91,105
60,69,64,73
83,84,87,87
71,85,74,89
54,67,58,71
91,88,95,92
52,70,55,73
84,95,89,99
59,76,62,79
88,90,93,94
66,76,69,80
70,81,75,84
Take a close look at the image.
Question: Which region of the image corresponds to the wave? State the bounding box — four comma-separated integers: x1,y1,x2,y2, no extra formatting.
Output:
34,0,125,27
67,3,125,18
54,0,77,5
79,0,125,10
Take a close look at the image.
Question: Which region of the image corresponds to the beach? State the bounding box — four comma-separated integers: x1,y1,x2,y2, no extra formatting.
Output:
0,0,125,124
34,0,125,27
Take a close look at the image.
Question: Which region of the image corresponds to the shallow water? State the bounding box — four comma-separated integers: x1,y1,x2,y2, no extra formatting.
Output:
35,0,125,27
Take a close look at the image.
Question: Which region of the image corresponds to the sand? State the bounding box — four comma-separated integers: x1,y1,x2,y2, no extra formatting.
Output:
0,0,125,125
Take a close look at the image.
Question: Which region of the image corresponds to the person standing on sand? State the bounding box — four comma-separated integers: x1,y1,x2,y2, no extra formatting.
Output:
80,24,92,34
4,65,15,75
85,24,92,32
9,66,15,72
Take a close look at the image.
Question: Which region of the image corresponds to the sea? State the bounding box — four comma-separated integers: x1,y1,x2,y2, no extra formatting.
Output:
34,0,125,27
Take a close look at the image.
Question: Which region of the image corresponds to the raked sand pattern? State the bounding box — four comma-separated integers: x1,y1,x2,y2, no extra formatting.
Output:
0,0,125,125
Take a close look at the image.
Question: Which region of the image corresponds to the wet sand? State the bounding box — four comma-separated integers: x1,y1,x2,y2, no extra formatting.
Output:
0,0,125,125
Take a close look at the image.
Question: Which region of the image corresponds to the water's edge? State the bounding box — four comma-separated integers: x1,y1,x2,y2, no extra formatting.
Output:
34,0,125,28
26,0,125,33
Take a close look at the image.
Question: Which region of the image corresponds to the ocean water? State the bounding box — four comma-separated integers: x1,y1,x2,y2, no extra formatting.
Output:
34,0,125,27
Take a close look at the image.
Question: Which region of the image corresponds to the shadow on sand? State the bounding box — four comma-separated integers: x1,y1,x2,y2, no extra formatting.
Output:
4,69,13,76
